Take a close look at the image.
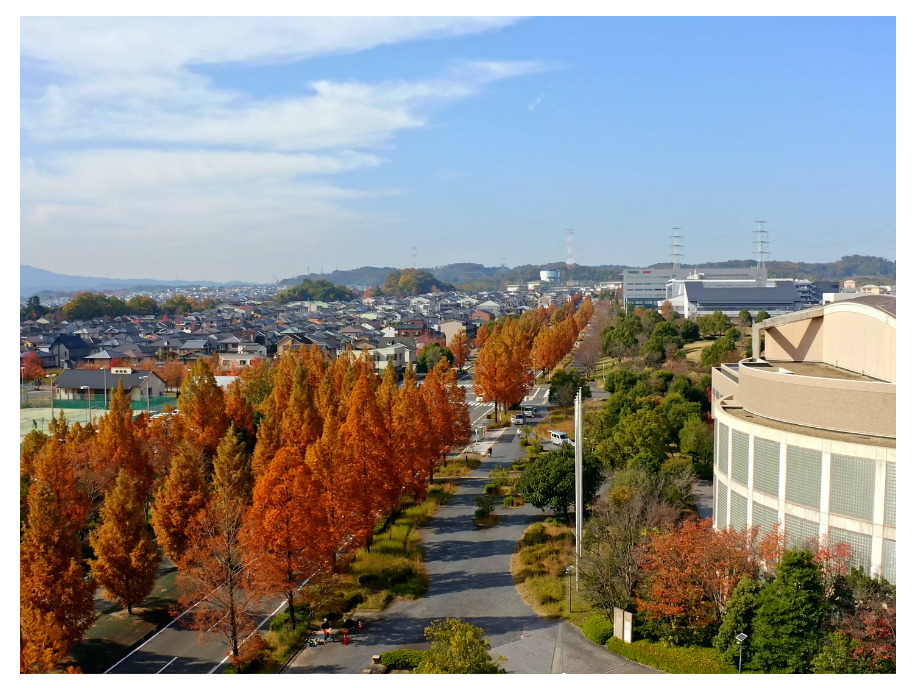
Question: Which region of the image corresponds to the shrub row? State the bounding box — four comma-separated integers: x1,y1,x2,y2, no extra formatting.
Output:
605,637,735,674
582,615,614,645
379,649,426,670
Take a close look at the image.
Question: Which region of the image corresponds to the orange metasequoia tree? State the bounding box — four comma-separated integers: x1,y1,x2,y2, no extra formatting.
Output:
151,441,209,563
179,440,259,669
177,358,229,459
92,382,150,495
305,411,358,570
246,446,324,630
213,424,254,505
422,358,471,478
89,470,161,616
20,481,96,673
340,362,396,541
474,320,534,416
395,364,434,501
448,329,471,369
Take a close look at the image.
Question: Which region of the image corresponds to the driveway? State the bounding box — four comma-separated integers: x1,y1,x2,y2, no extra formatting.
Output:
284,427,660,674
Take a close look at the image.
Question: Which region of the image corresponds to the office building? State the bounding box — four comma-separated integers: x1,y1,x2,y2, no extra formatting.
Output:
710,295,896,583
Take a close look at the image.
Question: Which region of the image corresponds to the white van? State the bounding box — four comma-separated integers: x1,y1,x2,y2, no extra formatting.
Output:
549,430,570,446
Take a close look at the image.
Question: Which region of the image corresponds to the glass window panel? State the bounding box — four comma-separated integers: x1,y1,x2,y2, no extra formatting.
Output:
730,491,747,531
830,455,875,521
829,527,872,574
754,437,780,496
786,514,819,551
885,463,896,526
786,446,822,509
732,431,749,485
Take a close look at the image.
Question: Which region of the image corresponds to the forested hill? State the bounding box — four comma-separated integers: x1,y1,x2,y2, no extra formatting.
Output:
650,255,896,283
279,255,894,292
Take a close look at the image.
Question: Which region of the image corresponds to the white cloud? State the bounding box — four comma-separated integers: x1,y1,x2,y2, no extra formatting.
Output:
19,17,552,281
20,17,521,76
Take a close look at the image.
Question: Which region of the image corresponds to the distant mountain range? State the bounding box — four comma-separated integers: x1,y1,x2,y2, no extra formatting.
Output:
19,265,244,298
22,254,895,299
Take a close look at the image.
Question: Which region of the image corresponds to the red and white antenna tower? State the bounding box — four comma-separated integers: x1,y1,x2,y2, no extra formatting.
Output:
566,229,575,267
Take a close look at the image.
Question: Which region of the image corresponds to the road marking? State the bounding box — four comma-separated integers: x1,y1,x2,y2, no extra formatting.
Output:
103,596,205,674
207,597,289,674
156,657,177,674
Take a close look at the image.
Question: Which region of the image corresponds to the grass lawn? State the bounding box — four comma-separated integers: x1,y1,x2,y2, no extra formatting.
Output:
682,339,717,363
510,522,590,625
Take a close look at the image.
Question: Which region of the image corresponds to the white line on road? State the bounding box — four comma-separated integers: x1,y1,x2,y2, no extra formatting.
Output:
206,597,290,674
156,657,177,674
103,597,204,674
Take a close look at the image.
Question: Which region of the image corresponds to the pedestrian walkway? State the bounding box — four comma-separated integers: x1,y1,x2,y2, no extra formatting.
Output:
283,427,660,674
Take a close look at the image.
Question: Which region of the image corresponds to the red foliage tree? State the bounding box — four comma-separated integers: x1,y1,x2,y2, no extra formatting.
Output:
637,517,758,645
21,351,44,385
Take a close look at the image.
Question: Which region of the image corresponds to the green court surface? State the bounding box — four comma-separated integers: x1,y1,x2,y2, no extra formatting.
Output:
19,406,110,441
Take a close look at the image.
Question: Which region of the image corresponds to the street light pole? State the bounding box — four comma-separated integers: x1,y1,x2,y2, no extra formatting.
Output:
736,632,747,674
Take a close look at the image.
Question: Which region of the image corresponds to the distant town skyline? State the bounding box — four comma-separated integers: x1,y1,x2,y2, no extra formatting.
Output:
20,15,895,283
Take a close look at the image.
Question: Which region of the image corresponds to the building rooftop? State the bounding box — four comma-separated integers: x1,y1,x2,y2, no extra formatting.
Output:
720,405,896,449
754,360,884,382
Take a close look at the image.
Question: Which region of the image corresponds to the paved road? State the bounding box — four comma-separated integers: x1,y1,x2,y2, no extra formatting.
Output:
105,590,285,674
284,425,661,675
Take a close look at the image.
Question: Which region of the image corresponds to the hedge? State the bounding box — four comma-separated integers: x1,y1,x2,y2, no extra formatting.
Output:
582,615,614,645
379,649,426,670
606,637,735,674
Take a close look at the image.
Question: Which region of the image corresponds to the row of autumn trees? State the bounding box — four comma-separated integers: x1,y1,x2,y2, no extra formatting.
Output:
21,346,470,673
473,295,594,416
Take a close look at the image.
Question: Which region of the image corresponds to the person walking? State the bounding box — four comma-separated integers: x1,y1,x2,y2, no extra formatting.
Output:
321,618,331,643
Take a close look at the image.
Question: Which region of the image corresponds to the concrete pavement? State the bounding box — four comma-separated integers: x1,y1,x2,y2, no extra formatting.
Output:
284,426,661,674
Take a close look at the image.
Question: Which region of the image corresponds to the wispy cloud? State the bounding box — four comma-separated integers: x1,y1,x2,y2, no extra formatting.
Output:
529,92,546,112
19,17,544,281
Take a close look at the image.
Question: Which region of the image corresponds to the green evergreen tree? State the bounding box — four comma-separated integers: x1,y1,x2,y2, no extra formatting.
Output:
415,618,504,674
748,550,828,673
713,575,765,667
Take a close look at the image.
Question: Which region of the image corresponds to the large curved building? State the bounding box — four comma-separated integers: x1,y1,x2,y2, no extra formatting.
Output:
711,295,896,583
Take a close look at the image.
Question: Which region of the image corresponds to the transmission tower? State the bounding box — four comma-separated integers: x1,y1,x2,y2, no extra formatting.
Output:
753,221,769,269
670,229,684,270
411,246,418,269
566,229,575,267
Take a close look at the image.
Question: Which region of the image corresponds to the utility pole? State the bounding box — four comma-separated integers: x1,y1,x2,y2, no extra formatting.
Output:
574,387,583,590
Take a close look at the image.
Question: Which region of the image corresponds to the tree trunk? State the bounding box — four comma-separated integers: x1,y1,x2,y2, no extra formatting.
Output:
287,590,296,630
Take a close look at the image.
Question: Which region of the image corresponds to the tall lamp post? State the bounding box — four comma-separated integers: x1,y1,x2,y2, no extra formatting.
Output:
736,632,747,674
80,385,91,425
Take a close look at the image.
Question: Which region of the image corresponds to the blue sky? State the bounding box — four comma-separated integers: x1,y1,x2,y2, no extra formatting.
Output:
19,15,896,283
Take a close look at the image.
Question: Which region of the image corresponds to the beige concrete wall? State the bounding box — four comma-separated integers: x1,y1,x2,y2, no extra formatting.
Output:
439,321,466,348
736,363,895,438
821,309,896,383
711,367,740,401
764,316,824,362
763,303,895,383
